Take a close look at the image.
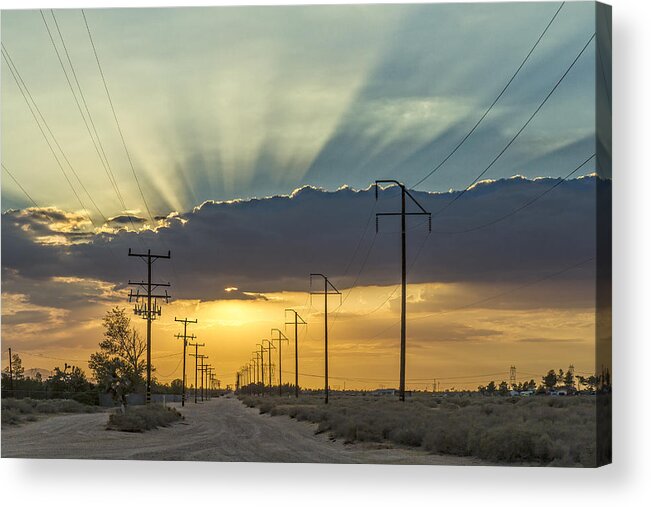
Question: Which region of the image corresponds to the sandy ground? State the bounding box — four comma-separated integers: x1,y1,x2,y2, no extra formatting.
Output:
1,395,485,465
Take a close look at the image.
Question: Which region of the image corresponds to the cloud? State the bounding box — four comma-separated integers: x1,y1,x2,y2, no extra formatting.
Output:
107,214,148,226
2,175,604,309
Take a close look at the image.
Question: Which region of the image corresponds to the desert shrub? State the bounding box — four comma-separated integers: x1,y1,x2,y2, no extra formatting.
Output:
234,393,595,466
258,401,274,414
1,408,22,425
2,398,36,414
474,426,548,462
423,423,470,455
107,404,182,432
547,397,569,408
390,425,425,447
35,399,96,414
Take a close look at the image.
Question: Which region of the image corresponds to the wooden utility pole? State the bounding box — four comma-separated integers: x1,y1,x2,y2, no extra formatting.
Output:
8,347,13,393
375,180,430,401
310,274,341,404
189,343,205,403
198,356,208,401
263,339,275,389
257,345,265,390
175,317,197,407
285,310,306,397
271,329,289,396
128,248,171,404
251,354,259,385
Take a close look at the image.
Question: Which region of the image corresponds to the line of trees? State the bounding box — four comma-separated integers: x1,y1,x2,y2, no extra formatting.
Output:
2,307,185,405
477,366,611,396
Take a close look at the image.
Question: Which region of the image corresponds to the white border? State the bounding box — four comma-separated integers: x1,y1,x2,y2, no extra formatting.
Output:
1,0,649,504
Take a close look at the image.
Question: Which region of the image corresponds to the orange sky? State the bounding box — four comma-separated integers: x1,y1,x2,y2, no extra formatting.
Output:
2,281,596,390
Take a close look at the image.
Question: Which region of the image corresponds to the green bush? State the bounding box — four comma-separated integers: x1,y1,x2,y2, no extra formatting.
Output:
106,404,183,432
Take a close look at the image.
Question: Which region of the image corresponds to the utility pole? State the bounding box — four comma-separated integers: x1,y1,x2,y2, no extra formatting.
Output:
285,309,307,398
8,347,13,393
199,357,208,401
189,343,205,403
271,329,289,396
128,248,171,404
263,339,276,389
257,345,265,391
251,354,259,385
310,274,341,404
206,366,214,399
175,317,197,407
375,180,431,402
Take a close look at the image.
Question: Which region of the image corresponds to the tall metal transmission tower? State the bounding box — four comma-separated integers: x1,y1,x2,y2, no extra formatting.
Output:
509,365,517,386
128,248,172,404
285,309,307,398
375,180,431,402
175,317,197,407
310,274,341,404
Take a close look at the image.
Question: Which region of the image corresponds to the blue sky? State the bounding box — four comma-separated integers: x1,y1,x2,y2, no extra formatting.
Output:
1,2,599,217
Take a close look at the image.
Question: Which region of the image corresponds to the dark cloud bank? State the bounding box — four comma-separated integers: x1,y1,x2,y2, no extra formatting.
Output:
2,175,607,302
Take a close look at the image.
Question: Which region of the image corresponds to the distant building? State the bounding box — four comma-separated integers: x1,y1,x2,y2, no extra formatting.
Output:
371,388,397,396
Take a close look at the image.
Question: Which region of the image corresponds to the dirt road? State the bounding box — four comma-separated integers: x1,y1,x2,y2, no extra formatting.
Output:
2,395,483,464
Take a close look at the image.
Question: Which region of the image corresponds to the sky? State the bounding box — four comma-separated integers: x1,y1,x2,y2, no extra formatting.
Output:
0,2,609,390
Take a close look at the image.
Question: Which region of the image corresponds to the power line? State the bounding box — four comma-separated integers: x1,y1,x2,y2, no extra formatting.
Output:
43,11,122,213
40,10,145,243
363,255,594,342
80,9,181,288
1,44,98,229
429,32,596,220
81,9,156,227
432,153,596,234
2,163,40,208
410,1,566,189
152,352,183,360
351,153,595,319
154,356,183,379
409,256,595,323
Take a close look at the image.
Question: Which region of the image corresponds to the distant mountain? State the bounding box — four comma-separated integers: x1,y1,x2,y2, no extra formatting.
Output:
24,368,52,379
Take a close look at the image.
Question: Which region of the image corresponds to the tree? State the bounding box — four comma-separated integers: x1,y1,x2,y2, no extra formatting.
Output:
2,352,25,381
563,368,575,389
578,375,600,392
170,379,183,394
88,307,147,405
486,380,497,395
46,365,91,396
542,370,558,390
498,381,509,396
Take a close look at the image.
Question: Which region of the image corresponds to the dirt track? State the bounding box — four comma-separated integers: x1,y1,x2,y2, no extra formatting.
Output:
1,395,484,464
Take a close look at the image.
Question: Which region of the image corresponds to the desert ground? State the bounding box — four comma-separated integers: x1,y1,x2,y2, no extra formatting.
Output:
1,394,484,464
